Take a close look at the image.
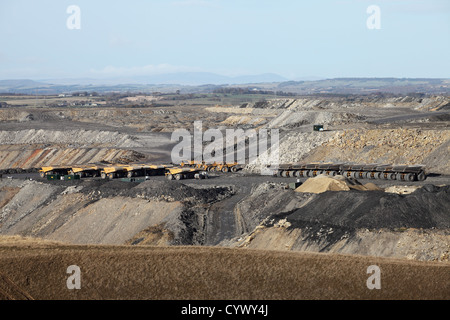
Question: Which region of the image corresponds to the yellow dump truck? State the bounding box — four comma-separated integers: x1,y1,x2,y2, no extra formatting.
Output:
100,165,128,179
69,165,102,177
39,166,71,178
165,167,207,180
100,163,173,179
180,161,240,173
123,164,172,178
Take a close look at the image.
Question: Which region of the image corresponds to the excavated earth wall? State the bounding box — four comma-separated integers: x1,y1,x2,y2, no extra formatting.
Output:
0,179,234,246
247,128,450,175
0,178,448,262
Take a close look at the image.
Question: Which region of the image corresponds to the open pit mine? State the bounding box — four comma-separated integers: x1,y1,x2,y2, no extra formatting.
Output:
0,93,448,300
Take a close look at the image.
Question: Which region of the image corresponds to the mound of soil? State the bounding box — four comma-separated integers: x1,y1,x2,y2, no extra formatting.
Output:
282,184,450,231
232,184,449,260
294,175,383,193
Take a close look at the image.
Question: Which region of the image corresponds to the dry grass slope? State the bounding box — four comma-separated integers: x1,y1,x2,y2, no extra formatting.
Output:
0,238,448,300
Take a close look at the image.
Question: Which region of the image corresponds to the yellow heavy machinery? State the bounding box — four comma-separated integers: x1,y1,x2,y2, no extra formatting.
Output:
180,161,240,173
69,165,102,177
165,167,207,180
100,163,173,179
180,160,210,171
212,162,240,173
100,165,127,179
39,166,71,178
122,164,171,178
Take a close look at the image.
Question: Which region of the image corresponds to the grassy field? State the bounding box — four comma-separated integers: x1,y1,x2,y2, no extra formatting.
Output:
0,237,448,300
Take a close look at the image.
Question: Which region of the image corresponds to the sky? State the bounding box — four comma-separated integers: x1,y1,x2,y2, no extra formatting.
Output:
0,0,449,81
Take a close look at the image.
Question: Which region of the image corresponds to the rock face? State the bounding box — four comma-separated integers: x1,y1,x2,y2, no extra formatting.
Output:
0,179,234,246
0,146,145,170
0,129,142,148
227,96,449,175
313,129,450,174
247,128,450,175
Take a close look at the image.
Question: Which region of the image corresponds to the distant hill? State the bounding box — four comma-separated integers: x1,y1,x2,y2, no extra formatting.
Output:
0,77,448,95
275,78,450,95
36,72,288,86
0,79,51,89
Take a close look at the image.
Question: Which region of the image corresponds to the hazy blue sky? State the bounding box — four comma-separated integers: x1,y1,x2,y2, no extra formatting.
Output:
0,0,449,80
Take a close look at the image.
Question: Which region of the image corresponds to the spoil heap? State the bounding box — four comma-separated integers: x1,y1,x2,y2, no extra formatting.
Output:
294,175,383,194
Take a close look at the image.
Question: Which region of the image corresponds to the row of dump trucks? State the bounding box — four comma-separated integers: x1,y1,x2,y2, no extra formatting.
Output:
40,164,171,179
179,161,241,173
39,161,427,182
38,162,242,181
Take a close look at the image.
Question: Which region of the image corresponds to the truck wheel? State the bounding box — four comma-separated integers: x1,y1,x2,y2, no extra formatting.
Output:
417,172,426,181
166,174,174,180
230,166,237,173
389,173,397,180
407,173,416,181
222,166,229,173
175,174,182,180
